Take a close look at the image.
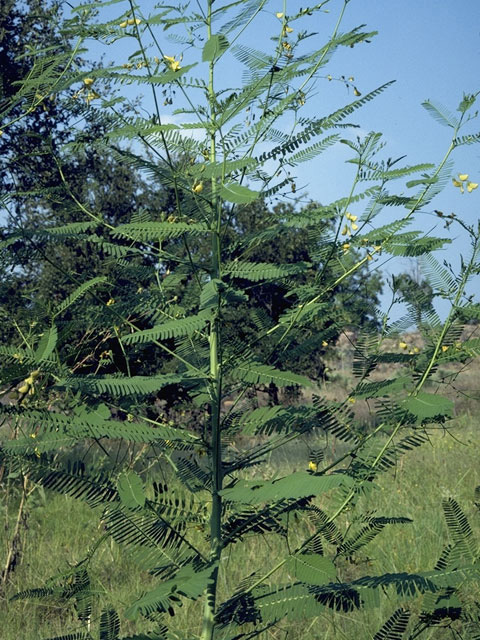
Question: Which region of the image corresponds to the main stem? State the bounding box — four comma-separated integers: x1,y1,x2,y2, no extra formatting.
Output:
201,1,223,638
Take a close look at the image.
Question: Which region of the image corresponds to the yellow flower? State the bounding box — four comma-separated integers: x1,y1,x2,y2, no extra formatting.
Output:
164,55,181,72
308,460,318,472
276,12,284,18
119,20,128,27
353,87,361,97
341,224,350,236
351,222,359,231
285,25,293,33
127,18,141,25
348,397,356,404
441,345,449,352
398,341,408,350
453,173,478,194
83,77,94,86
282,41,291,51
0,130,3,136
346,212,358,222
106,298,115,306
322,340,328,347
348,76,354,82
18,384,29,394
86,90,100,104
30,433,36,439
192,181,204,194
342,242,350,253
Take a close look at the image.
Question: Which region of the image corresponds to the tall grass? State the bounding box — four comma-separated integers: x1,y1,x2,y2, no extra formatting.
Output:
2,404,479,639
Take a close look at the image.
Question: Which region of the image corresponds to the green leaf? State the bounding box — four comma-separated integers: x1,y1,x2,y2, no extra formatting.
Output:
199,278,223,310
287,554,336,585
355,377,411,399
117,471,145,509
202,34,229,62
457,92,476,114
41,634,92,640
225,261,310,282
422,100,458,128
54,276,107,317
230,362,313,388
125,564,215,620
402,392,453,420
374,608,411,640
34,325,58,361
220,182,259,203
201,157,257,179
112,222,209,241
220,472,353,505
100,608,120,640
60,374,186,396
121,313,209,344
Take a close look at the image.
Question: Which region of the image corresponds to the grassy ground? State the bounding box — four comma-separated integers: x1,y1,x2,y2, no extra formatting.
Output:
2,360,480,639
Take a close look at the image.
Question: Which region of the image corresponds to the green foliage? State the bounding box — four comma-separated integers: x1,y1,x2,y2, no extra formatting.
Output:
1,1,480,639
374,608,411,640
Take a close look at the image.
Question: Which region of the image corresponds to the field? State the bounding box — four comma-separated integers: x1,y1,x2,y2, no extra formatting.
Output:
1,355,480,639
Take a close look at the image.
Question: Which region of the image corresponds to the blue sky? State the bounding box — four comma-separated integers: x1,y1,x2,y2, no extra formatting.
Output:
80,0,480,319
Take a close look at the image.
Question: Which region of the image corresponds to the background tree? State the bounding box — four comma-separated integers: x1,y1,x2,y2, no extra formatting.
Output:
0,0,383,405
393,270,435,328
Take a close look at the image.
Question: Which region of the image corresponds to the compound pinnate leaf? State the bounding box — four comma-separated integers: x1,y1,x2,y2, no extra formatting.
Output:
220,182,259,204
402,392,453,420
117,471,145,509
202,34,229,62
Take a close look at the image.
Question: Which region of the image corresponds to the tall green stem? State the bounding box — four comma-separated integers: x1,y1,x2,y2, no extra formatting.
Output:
201,1,223,637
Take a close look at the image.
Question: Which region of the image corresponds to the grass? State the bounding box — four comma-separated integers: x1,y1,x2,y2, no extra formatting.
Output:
2,364,480,639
